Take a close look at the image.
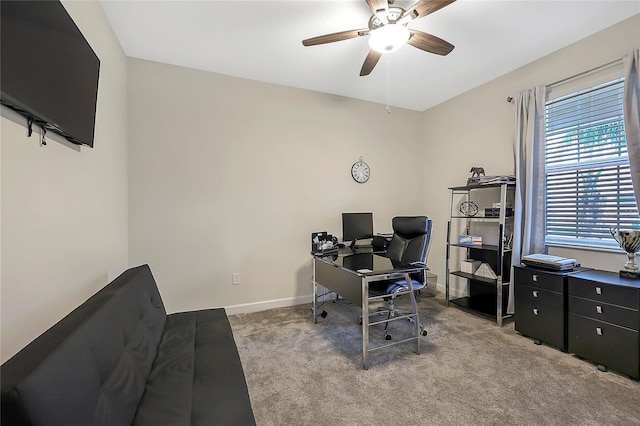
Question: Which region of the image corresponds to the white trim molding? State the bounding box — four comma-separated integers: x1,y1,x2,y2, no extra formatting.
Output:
224,294,313,315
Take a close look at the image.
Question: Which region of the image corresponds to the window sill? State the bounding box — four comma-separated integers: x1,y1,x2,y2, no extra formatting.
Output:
546,242,624,255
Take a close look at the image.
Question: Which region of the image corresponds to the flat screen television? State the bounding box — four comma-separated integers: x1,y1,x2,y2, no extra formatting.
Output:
1,0,100,147
342,212,374,247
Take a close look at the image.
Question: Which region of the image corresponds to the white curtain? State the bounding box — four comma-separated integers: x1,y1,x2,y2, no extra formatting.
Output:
624,49,640,206
511,86,547,313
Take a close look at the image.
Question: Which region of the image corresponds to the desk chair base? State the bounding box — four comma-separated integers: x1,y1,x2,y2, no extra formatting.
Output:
379,309,428,341
359,287,427,341
360,306,428,340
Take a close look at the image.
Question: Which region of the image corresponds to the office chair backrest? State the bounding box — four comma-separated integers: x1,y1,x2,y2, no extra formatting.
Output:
386,216,432,267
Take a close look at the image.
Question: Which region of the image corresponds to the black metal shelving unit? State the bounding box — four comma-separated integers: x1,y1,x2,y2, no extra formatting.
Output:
445,182,515,326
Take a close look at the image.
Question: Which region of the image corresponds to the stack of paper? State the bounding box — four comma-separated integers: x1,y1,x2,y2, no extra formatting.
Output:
467,175,516,185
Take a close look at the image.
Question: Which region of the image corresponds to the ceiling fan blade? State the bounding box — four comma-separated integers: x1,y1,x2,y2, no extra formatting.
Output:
360,50,382,76
366,0,389,14
302,29,367,46
404,0,456,20
408,30,454,56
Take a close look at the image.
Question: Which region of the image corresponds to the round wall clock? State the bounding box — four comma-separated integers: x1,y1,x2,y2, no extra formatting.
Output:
351,158,370,183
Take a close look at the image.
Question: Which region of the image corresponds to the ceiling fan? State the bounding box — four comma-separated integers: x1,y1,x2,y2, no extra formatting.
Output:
302,0,456,76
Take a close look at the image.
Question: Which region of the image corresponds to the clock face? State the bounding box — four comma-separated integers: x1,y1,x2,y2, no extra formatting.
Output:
351,161,370,183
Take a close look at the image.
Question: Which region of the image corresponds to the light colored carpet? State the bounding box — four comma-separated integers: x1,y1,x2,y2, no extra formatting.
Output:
228,294,640,426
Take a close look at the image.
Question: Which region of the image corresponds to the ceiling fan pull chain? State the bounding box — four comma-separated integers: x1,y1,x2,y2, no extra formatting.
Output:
386,55,391,114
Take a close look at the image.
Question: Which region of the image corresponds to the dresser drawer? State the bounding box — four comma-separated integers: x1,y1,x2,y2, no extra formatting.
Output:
515,283,563,307
568,271,640,310
569,296,639,330
515,284,565,350
514,266,565,292
568,313,639,379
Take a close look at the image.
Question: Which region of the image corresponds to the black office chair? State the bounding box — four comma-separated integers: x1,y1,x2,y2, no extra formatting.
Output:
366,216,432,340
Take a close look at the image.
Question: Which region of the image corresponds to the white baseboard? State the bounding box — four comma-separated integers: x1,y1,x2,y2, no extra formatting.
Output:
224,294,313,315
436,283,466,299
225,284,463,315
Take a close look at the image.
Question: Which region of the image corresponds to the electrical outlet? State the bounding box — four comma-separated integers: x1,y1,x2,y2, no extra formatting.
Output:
232,273,241,285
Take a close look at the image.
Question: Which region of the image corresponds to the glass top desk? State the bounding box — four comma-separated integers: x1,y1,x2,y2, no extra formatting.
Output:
312,251,429,369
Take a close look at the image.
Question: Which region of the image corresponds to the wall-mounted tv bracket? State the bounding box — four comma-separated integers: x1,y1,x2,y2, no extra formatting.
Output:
25,116,46,146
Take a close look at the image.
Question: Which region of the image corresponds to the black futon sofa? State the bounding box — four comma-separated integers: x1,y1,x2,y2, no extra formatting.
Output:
1,264,256,426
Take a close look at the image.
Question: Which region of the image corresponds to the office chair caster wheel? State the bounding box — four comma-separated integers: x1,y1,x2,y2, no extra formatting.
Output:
320,311,327,318
385,334,392,340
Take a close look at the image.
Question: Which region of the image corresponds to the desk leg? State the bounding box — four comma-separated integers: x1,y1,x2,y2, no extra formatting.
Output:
362,276,369,370
406,272,421,355
312,258,318,324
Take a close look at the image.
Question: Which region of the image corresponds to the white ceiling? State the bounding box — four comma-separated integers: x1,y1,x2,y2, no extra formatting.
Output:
99,0,640,111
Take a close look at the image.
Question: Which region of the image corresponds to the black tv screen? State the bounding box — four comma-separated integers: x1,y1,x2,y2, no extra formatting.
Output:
1,0,100,147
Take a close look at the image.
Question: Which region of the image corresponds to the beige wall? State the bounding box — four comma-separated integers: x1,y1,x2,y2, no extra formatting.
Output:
127,59,424,314
422,14,640,296
0,1,129,362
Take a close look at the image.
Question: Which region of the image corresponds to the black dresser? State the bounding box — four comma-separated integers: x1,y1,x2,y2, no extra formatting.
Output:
567,270,640,380
515,266,640,379
513,265,588,351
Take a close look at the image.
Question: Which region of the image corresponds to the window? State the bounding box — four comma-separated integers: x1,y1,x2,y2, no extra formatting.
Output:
545,77,640,249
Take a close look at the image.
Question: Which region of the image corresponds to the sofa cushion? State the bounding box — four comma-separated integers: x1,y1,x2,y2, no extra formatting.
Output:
133,309,256,426
1,265,167,426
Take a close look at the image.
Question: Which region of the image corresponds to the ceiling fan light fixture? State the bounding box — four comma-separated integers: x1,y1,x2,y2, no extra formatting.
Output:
368,24,410,53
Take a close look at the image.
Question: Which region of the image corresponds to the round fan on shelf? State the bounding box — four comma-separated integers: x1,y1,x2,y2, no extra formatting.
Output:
460,201,479,217
302,0,456,76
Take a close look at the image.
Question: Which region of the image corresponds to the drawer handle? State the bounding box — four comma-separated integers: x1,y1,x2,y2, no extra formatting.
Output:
596,327,603,336
532,290,538,297
533,308,539,316
595,286,602,295
596,306,602,314
532,275,538,282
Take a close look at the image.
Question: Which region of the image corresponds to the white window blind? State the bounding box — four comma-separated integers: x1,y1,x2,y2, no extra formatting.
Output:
545,78,639,249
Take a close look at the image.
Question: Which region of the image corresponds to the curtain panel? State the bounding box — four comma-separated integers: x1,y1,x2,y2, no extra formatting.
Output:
511,86,547,314
624,49,640,207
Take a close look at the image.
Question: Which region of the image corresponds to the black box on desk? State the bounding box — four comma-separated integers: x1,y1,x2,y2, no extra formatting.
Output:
484,207,513,217
311,232,338,254
372,235,388,251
